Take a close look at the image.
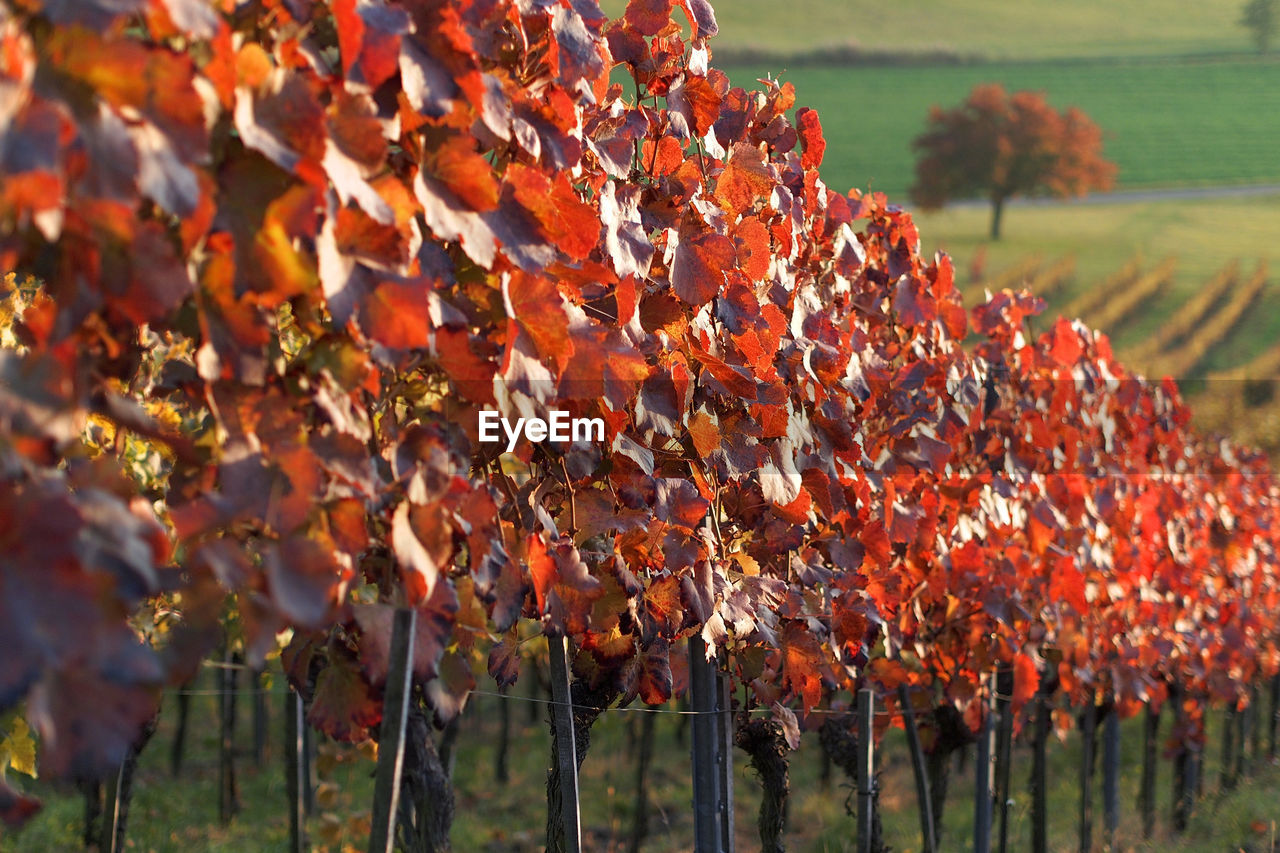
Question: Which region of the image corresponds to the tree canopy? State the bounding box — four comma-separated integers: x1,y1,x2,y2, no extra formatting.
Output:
1241,0,1279,52
910,84,1116,239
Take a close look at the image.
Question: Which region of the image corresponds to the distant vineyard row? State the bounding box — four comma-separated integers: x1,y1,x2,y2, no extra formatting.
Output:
968,254,1278,454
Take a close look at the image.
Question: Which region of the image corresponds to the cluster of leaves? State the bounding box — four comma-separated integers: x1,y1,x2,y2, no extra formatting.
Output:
0,0,1277,831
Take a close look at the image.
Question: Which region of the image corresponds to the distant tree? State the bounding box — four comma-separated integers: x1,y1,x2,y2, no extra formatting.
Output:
910,84,1116,240
1240,0,1279,52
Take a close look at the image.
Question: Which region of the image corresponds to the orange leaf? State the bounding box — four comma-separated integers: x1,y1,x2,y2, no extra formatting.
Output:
1012,652,1040,707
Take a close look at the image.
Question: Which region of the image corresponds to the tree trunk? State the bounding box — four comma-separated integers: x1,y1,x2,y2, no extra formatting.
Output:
252,667,268,767
990,196,1006,240
818,716,889,853
736,717,790,853
545,679,620,853
438,715,460,782
397,701,456,853
101,713,159,853
80,779,103,850
495,686,511,785
170,680,192,777
1031,692,1050,853
218,654,239,824
923,703,974,843
628,711,657,853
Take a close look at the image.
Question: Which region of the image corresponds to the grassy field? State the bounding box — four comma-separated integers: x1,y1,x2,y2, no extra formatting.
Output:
911,194,1280,377
600,0,1253,60
5,668,1280,852
715,57,1280,200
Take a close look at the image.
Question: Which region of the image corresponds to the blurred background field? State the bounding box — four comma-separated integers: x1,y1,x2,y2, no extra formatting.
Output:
606,0,1280,456
603,0,1256,60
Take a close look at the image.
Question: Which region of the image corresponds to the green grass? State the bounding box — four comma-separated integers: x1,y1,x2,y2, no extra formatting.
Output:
714,57,1280,200
600,0,1254,61
6,670,1280,852
910,194,1280,375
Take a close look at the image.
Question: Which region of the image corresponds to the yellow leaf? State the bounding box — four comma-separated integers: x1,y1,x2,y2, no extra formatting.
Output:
732,552,760,576
1,715,37,779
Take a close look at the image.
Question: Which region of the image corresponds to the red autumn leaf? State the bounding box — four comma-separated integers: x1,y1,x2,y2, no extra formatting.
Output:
636,638,673,704
715,143,773,216
1013,652,1041,707
234,69,327,176
892,274,934,328
113,222,196,325
780,622,825,714
624,0,674,36
425,649,475,724
527,534,558,616
426,134,500,213
307,649,382,742
668,74,722,138
733,217,772,282
687,410,720,458
487,636,522,688
353,585,458,686
1050,317,1085,366
601,181,654,280
796,107,826,170
638,574,685,641
506,162,599,261
253,184,320,299
1049,555,1089,613
262,535,347,628
333,0,409,91
392,500,441,605
653,478,710,530
434,327,498,404
46,28,205,157
859,520,892,569
582,626,636,664
26,660,161,780
358,276,436,350
550,5,607,85
503,270,573,372
671,219,735,306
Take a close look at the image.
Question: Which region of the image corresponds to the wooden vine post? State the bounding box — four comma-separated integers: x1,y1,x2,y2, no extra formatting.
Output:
855,689,875,853
101,763,126,853
302,723,317,816
284,685,307,853
1172,688,1199,833
1078,694,1096,853
1221,704,1238,793
1031,684,1051,853
368,608,417,853
1237,696,1250,779
973,680,995,853
690,634,734,852
252,666,268,767
548,634,583,853
98,714,156,853
896,684,937,853
1141,702,1160,839
218,650,240,824
1102,705,1120,850
1271,674,1280,759
994,667,1014,853
1250,683,1261,772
